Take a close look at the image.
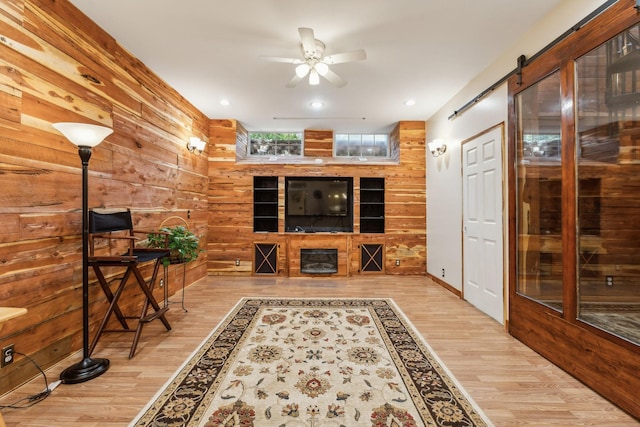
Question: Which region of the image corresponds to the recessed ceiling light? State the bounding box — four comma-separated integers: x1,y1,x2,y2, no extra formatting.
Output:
220,99,231,106
404,99,416,106
310,101,324,109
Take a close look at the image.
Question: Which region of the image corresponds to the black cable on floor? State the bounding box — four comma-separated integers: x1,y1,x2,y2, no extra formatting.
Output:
0,352,52,409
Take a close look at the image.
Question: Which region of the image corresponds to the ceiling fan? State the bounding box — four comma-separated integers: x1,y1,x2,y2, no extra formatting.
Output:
262,27,366,88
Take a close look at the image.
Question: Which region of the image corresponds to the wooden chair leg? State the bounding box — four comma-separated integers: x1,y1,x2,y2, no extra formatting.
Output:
89,267,134,356
92,266,130,329
128,262,171,358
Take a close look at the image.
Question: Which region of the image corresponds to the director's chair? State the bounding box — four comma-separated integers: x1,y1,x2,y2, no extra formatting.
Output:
87,208,172,358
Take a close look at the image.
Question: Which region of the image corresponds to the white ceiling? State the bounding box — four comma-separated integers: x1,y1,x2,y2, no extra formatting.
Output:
69,0,562,134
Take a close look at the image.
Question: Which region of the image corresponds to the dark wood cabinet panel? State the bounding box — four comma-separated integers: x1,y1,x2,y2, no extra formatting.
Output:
254,243,278,274
361,243,384,273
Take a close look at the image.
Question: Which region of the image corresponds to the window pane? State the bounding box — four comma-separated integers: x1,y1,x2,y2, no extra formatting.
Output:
515,70,563,312
361,134,375,157
375,134,388,156
335,134,349,156
348,134,361,156
248,132,302,156
334,133,389,158
575,22,640,345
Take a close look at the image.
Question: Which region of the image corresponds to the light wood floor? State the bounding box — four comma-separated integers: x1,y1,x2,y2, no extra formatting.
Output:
1,276,637,426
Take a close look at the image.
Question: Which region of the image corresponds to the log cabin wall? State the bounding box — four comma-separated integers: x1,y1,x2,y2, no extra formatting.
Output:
304,129,334,157
207,120,426,276
0,0,209,395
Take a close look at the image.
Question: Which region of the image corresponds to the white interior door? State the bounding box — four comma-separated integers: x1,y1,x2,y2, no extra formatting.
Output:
462,126,504,323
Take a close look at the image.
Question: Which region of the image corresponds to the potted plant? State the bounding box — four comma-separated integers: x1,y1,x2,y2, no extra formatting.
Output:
147,225,202,267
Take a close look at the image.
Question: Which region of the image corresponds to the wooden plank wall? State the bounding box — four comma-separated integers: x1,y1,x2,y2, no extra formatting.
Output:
207,120,426,276
0,0,209,395
304,129,334,158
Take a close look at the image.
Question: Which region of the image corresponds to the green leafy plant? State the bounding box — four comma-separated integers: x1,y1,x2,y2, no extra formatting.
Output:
147,225,202,267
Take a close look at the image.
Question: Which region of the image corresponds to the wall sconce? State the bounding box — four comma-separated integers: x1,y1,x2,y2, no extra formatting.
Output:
187,137,206,154
428,139,447,157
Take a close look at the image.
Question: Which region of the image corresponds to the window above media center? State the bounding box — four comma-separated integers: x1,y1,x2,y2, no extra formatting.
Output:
237,125,401,165
334,133,389,159
249,132,303,157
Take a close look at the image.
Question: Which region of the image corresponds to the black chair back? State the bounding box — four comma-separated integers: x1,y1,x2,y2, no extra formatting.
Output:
89,209,134,234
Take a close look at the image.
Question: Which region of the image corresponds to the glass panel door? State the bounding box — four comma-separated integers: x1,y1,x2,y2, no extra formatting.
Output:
515,71,563,311
575,23,640,345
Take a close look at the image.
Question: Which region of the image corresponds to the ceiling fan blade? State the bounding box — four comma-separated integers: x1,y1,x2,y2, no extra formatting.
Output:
322,68,347,87
323,49,367,65
298,27,317,56
260,56,303,64
285,73,304,88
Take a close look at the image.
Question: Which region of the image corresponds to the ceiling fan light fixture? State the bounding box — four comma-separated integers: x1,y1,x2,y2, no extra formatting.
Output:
295,63,311,78
309,70,320,85
265,27,366,88
314,62,329,76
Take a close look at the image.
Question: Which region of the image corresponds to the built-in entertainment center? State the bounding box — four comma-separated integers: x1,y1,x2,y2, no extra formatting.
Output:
252,175,386,276
212,121,426,277
253,176,385,235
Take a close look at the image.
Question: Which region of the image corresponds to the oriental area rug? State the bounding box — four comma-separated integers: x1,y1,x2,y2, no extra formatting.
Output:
130,298,492,427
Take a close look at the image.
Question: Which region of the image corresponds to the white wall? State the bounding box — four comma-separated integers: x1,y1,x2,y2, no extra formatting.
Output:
426,0,609,291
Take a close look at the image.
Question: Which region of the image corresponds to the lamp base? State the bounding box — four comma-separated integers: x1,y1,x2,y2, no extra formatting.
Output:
59,356,110,384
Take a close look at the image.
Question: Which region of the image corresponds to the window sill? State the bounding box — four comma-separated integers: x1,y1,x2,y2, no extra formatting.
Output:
237,156,399,166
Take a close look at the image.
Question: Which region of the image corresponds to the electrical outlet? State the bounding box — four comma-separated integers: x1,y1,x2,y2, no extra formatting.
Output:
442,268,445,278
2,344,15,368
235,259,240,266
159,278,164,288
395,259,400,266
606,276,613,287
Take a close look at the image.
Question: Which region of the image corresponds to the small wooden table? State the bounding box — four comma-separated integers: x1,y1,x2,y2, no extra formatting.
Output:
0,307,27,323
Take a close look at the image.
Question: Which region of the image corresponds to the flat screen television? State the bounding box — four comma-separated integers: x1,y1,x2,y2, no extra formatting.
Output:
285,177,353,232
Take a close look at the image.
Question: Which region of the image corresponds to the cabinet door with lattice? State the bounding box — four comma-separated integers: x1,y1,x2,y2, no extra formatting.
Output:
360,243,384,273
254,243,278,274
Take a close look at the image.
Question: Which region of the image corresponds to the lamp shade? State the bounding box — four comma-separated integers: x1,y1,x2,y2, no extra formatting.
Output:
427,141,439,152
53,122,113,147
309,70,320,85
188,136,206,153
314,62,329,76
427,139,447,157
295,63,311,78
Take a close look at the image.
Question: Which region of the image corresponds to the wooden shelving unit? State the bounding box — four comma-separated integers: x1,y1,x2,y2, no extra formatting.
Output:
253,176,278,232
360,177,385,233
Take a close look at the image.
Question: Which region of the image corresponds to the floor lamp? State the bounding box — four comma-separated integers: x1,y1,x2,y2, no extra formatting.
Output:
53,122,113,384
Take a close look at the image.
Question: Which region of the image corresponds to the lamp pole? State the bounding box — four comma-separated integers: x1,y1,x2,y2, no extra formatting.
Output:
54,123,112,384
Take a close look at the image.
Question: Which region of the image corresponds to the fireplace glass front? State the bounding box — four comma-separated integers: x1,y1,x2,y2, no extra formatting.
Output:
300,249,338,274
